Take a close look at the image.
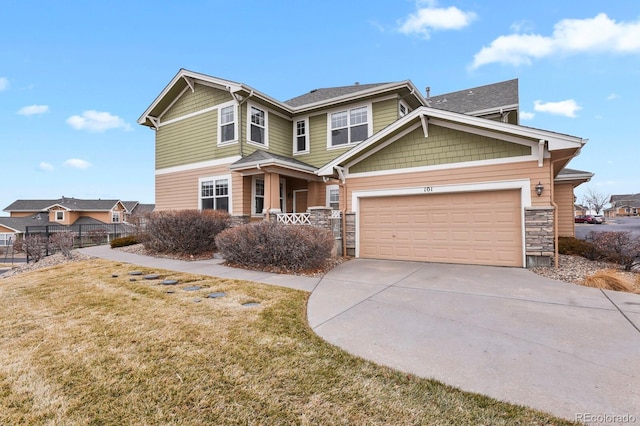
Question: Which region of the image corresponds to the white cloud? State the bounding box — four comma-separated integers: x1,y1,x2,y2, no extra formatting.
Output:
398,1,477,39
520,111,535,120
39,162,54,171
533,99,582,118
472,13,640,69
0,77,8,92
66,110,131,132
607,93,619,100
17,104,49,116
63,158,91,169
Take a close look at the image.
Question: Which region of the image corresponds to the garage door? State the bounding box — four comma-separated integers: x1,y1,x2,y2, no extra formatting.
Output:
359,190,522,267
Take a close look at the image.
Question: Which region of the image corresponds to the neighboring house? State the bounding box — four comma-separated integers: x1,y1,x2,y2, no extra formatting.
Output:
0,197,154,243
606,193,640,217
138,69,592,267
574,204,588,217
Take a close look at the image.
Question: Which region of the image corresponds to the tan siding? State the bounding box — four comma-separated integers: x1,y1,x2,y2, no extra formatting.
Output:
155,164,246,214
0,225,15,233
372,98,398,133
10,212,36,217
350,126,532,173
555,183,575,237
156,111,239,169
81,212,112,223
161,85,232,122
347,159,553,208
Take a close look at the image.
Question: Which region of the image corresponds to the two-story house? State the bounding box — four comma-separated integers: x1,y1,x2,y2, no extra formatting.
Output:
606,194,640,217
139,69,592,268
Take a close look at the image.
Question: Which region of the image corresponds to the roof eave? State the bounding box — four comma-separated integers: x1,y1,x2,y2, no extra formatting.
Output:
229,158,318,174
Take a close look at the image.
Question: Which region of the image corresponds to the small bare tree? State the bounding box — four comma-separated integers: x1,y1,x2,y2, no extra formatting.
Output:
582,187,609,215
49,232,75,258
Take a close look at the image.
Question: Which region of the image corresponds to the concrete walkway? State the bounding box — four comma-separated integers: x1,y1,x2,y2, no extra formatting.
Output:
80,246,640,421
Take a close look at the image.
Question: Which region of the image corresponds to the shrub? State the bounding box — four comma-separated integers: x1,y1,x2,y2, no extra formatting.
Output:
583,270,638,294
19,234,48,262
215,221,334,272
141,210,230,255
110,235,139,248
586,231,640,271
49,232,75,258
87,228,108,245
558,236,601,260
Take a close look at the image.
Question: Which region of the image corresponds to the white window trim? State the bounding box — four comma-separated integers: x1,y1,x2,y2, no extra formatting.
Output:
293,117,309,155
326,184,339,209
247,102,269,147
217,100,238,146
111,211,121,223
198,174,233,214
0,233,15,246
55,210,65,221
326,102,373,150
279,178,286,213
399,100,410,117
252,175,265,216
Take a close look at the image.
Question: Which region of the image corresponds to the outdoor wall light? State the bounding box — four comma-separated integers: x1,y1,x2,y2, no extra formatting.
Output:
535,182,544,196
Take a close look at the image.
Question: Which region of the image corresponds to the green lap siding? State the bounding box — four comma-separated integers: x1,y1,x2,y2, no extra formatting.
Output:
294,114,351,167
350,125,532,173
162,85,232,122
372,98,398,133
156,111,238,169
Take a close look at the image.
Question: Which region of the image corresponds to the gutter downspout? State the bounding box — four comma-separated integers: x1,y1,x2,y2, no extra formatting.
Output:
550,151,579,268
232,90,253,158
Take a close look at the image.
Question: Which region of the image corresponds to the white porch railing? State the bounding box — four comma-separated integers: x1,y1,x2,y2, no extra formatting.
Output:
277,213,311,225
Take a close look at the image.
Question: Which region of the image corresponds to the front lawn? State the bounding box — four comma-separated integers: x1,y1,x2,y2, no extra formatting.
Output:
0,259,573,424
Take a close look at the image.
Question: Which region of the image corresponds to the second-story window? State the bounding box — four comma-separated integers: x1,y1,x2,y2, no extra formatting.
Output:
249,105,267,145
112,211,120,223
219,104,235,144
294,118,308,153
330,105,368,147
55,211,64,221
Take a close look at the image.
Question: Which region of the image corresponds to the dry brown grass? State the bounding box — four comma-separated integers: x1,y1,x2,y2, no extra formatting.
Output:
583,269,640,293
0,259,574,425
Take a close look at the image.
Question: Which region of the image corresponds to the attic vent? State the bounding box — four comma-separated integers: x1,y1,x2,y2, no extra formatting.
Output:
468,90,474,95
354,82,360,85
310,89,318,93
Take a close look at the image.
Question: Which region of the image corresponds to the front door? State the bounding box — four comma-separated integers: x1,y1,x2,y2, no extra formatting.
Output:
293,190,308,213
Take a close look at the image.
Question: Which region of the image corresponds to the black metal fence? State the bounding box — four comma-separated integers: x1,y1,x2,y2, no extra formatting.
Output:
23,223,136,262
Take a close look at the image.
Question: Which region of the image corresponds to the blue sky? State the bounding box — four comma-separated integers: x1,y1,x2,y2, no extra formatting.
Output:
2,0,639,215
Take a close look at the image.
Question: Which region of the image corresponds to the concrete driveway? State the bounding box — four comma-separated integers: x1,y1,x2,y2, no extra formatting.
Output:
308,259,640,421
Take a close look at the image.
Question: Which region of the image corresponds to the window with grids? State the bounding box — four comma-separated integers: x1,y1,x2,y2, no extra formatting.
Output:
254,178,265,215
0,233,14,246
201,177,229,211
294,119,308,153
111,211,120,223
250,105,266,145
55,211,64,221
219,105,235,143
327,185,339,210
330,106,368,146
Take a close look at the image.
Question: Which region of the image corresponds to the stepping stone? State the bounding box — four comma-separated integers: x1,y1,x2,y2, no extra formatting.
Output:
144,274,160,280
242,302,260,307
194,298,201,303
183,286,201,291
128,271,142,276
161,279,178,285
207,292,226,299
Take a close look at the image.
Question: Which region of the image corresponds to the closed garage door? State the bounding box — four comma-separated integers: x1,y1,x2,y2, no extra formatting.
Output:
359,190,522,267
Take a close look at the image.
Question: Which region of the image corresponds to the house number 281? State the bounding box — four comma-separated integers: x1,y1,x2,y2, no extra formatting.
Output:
423,186,433,192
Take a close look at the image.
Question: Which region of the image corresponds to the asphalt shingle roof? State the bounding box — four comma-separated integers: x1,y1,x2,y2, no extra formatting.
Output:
428,79,518,114
284,83,391,108
232,150,317,171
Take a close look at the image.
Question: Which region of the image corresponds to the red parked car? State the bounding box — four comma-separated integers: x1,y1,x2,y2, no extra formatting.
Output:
574,215,603,224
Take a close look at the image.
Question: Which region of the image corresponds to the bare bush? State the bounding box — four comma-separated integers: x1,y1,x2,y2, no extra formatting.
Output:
87,228,108,246
215,221,334,272
586,231,640,271
49,232,75,258
140,210,230,255
19,234,49,262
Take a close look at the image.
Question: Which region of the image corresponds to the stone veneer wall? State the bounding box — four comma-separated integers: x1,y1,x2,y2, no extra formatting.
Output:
524,207,555,267
345,212,356,257
229,215,250,227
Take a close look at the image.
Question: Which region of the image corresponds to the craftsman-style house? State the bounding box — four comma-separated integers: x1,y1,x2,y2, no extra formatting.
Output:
139,69,592,267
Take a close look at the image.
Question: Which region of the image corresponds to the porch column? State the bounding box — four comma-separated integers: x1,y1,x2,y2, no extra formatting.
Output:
307,181,322,207
264,171,281,219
